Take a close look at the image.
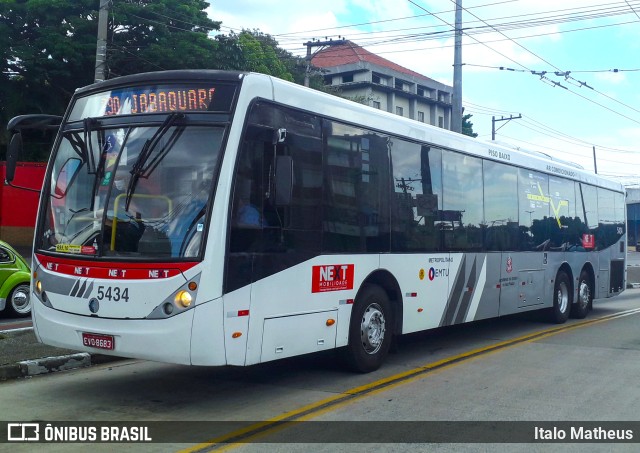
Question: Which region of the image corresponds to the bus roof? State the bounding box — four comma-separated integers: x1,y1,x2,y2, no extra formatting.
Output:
72,70,623,193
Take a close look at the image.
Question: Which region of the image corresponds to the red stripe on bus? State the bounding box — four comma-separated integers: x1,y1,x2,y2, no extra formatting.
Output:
35,254,198,280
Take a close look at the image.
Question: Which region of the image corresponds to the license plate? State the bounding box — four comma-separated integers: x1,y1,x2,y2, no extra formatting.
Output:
82,332,115,351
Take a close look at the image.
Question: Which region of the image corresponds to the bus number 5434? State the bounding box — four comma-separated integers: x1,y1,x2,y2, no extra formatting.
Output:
96,286,130,302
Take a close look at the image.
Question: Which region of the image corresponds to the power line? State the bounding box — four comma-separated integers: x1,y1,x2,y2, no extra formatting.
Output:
462,63,640,118
463,101,640,158
275,1,640,54
431,0,640,128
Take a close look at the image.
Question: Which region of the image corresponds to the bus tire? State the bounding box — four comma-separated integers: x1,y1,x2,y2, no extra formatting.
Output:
549,271,571,324
571,270,592,319
344,284,392,373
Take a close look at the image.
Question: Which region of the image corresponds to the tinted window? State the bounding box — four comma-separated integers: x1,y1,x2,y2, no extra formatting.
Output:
323,121,390,253
0,248,11,262
580,184,599,230
518,169,550,251
577,183,598,250
390,142,442,252
614,191,626,240
598,188,619,249
226,103,323,292
483,160,518,251
442,150,483,251
548,176,576,250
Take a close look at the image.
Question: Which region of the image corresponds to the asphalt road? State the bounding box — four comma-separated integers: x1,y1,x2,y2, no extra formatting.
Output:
1,289,640,452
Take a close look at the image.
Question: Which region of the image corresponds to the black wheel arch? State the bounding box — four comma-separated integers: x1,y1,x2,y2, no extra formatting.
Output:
557,262,575,297
579,262,596,290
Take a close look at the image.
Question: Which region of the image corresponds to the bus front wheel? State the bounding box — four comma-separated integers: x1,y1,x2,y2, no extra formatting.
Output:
550,271,571,324
344,284,392,373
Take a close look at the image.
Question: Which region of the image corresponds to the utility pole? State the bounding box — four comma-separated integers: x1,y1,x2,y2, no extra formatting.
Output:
593,146,598,174
303,38,347,87
94,0,110,82
451,0,463,133
491,114,522,140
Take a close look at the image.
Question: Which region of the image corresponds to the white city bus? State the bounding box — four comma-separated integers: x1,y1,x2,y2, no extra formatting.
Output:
6,70,626,372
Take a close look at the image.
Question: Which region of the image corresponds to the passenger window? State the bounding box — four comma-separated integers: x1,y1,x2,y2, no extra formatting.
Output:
518,169,550,251
390,141,442,252
442,150,483,251
0,248,11,262
484,160,518,251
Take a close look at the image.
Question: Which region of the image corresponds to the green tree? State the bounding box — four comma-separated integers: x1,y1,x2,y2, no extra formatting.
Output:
0,1,309,160
211,30,295,81
462,113,478,138
0,0,223,159
106,0,220,76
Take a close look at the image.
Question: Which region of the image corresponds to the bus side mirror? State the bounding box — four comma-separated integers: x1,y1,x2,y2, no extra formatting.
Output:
275,156,292,206
5,132,23,184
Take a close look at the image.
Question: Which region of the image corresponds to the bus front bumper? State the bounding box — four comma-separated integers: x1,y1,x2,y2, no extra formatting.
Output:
32,301,227,366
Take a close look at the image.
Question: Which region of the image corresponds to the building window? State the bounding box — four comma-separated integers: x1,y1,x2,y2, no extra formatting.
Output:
396,107,404,117
418,111,424,122
417,87,424,97
438,116,444,128
373,101,381,110
372,73,387,85
342,74,354,83
438,92,450,103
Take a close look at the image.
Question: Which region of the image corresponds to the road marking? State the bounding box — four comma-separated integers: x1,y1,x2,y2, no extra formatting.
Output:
0,326,33,334
179,307,640,451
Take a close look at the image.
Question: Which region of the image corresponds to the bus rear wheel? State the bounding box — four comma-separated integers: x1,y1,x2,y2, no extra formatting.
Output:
549,271,571,324
344,284,392,373
571,270,592,319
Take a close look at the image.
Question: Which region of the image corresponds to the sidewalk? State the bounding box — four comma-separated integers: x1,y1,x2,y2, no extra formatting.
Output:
0,327,122,381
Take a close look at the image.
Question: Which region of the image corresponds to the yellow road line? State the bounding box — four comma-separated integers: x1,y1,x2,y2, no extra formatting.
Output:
180,307,640,452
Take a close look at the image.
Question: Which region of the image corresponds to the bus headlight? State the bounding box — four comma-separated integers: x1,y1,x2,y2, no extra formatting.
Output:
145,274,201,319
175,290,192,308
35,280,42,294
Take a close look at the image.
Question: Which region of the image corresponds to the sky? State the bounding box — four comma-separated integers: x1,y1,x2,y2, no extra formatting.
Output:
206,0,640,187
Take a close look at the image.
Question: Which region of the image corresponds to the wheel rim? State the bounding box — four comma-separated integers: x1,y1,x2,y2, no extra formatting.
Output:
556,281,569,314
578,280,591,309
360,302,386,355
11,285,31,315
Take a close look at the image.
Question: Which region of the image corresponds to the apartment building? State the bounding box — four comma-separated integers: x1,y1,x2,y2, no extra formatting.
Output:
311,40,453,129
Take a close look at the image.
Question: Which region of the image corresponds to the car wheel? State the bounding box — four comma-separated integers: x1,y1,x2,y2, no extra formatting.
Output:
7,283,31,317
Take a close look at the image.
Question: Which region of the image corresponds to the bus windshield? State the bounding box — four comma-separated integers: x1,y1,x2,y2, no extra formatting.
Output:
38,120,224,259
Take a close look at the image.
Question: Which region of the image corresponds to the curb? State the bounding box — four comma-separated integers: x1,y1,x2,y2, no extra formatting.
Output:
0,353,123,381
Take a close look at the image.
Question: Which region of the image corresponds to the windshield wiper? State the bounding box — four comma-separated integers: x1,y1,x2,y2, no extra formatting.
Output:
124,112,185,211
83,118,98,174
59,207,90,242
64,118,99,174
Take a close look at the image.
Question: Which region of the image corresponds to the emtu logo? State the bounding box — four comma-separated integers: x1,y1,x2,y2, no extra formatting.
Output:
428,267,448,281
312,264,355,293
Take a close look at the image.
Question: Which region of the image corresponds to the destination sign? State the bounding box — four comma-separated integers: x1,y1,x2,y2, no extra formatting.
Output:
69,83,237,120
104,88,216,116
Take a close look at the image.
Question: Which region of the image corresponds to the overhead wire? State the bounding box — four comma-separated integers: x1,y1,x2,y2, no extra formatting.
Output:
110,1,640,177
